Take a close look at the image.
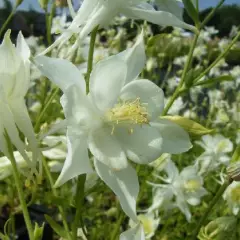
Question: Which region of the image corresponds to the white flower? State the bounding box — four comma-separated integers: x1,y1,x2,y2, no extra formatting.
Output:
195,134,233,175
223,181,240,215
148,159,207,221
0,31,38,169
35,32,191,223
40,0,196,55
129,212,160,239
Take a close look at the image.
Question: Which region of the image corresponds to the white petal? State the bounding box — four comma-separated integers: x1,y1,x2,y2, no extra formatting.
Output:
118,32,146,83
151,119,192,154
123,7,196,32
9,100,39,164
116,125,163,164
154,0,183,20
0,102,32,166
61,85,99,128
89,127,128,170
120,223,145,240
16,31,30,62
54,131,93,187
94,159,139,222
34,56,86,92
89,56,127,112
120,79,164,120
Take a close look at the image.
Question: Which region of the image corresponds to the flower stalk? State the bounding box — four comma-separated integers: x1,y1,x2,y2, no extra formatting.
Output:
5,133,34,240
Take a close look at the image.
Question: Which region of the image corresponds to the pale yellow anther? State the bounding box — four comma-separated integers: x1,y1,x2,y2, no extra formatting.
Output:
106,98,149,134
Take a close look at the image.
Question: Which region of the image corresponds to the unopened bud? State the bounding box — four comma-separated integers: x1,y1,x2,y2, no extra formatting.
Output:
227,145,240,181
56,0,68,7
16,0,24,7
161,116,214,136
38,0,49,10
198,216,237,240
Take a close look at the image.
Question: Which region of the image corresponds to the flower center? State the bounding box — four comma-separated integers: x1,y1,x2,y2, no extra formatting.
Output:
138,214,154,236
184,179,201,192
105,98,149,134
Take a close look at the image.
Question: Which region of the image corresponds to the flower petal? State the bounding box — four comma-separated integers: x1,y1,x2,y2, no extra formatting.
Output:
120,79,164,120
116,125,163,164
34,56,86,92
118,32,146,83
151,119,192,154
123,7,196,32
120,223,145,240
89,56,127,112
9,100,39,164
94,159,139,222
54,131,93,187
89,127,128,170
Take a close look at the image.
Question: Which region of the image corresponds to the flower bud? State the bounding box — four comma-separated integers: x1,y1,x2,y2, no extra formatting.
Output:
227,145,240,181
198,217,237,240
56,0,68,7
38,0,49,10
16,0,24,7
161,116,214,136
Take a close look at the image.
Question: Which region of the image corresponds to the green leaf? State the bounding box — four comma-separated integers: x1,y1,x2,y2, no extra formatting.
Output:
182,0,199,25
194,75,235,87
44,215,69,238
185,67,203,87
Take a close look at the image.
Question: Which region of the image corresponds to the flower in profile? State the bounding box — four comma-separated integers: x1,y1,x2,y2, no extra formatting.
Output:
148,158,207,221
0,31,39,171
223,181,240,215
40,0,196,55
35,32,191,222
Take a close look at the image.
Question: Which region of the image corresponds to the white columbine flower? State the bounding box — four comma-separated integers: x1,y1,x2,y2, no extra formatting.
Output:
148,158,207,221
223,181,240,215
0,31,39,169
40,0,196,55
35,32,191,224
195,134,233,175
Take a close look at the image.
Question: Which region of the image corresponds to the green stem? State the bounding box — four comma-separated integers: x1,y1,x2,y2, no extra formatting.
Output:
0,7,16,39
85,26,99,92
110,208,125,240
193,31,240,84
5,134,34,240
45,2,56,46
34,87,59,132
42,157,72,240
200,0,225,28
72,174,87,240
162,32,199,115
190,181,230,239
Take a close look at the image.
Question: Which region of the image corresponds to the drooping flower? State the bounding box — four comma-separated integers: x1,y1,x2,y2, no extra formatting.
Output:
40,0,196,55
35,32,191,222
223,181,240,215
148,157,207,221
0,31,39,170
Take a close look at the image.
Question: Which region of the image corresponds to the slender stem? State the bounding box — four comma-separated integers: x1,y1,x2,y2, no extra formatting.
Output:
190,180,230,239
0,7,16,39
111,203,125,240
42,157,72,240
200,0,225,28
34,88,59,132
45,2,56,46
85,26,99,92
72,174,87,240
193,31,240,84
5,134,34,240
162,32,199,115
